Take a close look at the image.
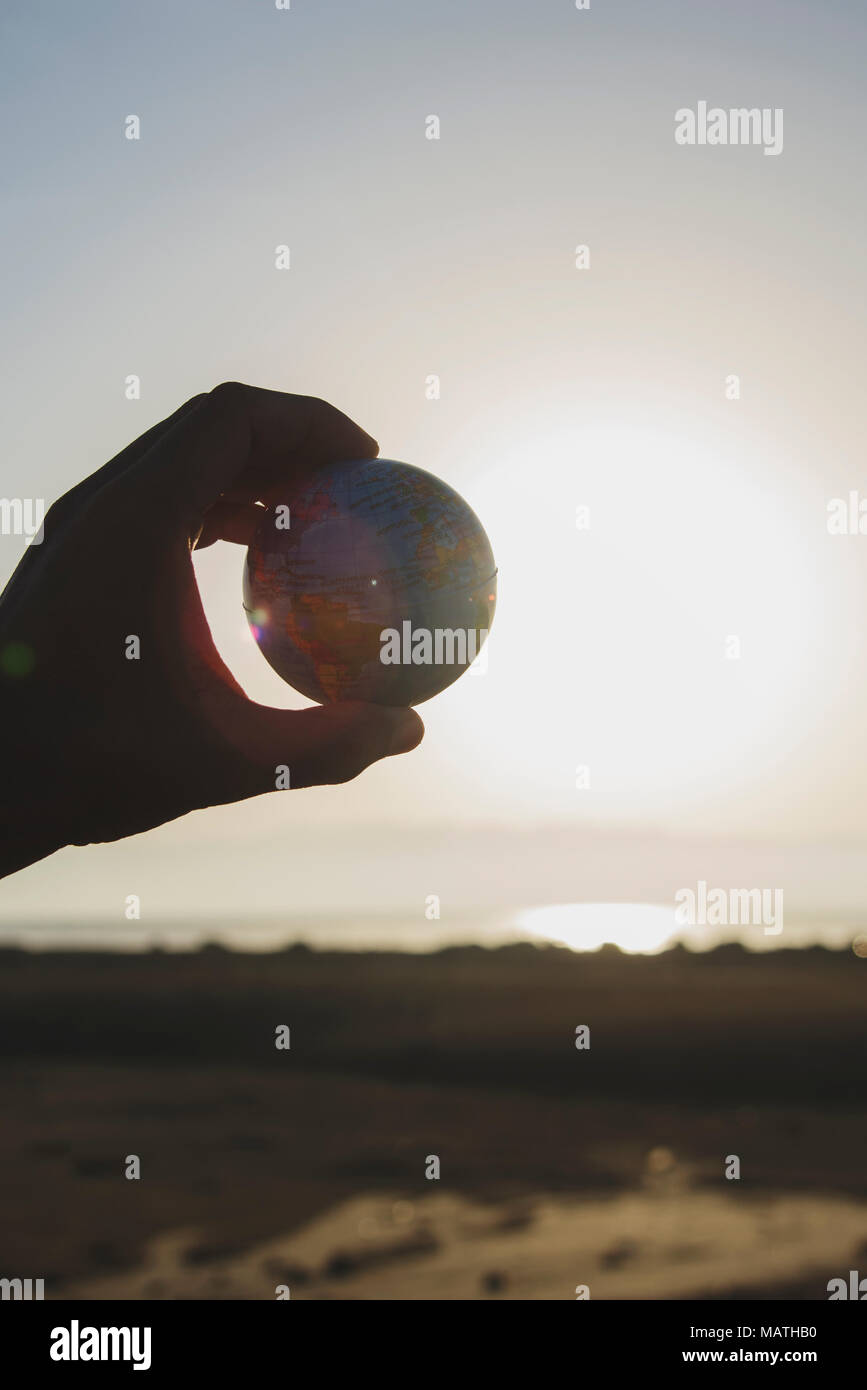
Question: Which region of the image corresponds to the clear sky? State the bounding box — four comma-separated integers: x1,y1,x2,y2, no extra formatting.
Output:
2,0,867,924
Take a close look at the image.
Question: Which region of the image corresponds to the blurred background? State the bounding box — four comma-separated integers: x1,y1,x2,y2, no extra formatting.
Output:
1,0,866,1298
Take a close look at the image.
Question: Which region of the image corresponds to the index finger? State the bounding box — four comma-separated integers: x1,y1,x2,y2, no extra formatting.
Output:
120,382,379,529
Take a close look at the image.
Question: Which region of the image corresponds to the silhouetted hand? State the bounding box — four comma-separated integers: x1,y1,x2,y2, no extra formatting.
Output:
0,383,424,878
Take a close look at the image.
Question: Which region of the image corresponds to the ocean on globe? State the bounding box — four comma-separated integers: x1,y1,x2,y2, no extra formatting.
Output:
242,457,497,706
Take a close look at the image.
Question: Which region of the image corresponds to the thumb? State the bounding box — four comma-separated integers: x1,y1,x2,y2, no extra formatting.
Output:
229,700,425,795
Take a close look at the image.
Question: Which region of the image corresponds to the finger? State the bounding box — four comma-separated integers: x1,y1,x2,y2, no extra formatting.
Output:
122,382,379,531
224,700,424,796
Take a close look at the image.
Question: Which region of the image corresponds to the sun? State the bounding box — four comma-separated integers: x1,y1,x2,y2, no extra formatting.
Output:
431,400,838,831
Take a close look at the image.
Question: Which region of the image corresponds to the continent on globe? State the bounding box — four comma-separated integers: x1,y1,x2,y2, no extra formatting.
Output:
242,457,497,706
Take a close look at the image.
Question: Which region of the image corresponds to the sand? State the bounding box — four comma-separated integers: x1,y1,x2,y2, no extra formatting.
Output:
1,941,865,1299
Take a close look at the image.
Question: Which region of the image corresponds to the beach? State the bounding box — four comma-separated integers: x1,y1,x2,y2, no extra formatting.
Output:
1,941,865,1299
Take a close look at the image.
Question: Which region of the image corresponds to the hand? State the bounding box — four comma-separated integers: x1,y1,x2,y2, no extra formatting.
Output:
0,383,424,879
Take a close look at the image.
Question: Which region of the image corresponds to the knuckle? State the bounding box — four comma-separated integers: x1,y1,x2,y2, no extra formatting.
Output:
299,393,341,428
209,381,248,411
179,390,210,413
42,493,74,528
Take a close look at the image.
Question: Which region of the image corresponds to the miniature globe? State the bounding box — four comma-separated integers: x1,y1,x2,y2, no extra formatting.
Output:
242,457,497,706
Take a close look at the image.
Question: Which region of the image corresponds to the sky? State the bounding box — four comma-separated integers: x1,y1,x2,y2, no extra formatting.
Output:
2,0,867,927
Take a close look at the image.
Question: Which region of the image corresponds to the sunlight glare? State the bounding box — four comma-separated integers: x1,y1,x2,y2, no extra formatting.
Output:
518,902,678,954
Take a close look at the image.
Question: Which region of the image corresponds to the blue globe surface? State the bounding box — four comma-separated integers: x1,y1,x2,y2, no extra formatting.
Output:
243,457,497,706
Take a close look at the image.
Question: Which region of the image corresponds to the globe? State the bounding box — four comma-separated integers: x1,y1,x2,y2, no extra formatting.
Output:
242,457,497,706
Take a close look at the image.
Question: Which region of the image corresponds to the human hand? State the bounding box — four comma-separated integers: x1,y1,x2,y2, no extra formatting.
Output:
0,383,424,878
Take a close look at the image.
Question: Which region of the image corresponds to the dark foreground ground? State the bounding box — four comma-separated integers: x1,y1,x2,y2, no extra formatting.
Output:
0,941,865,1299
